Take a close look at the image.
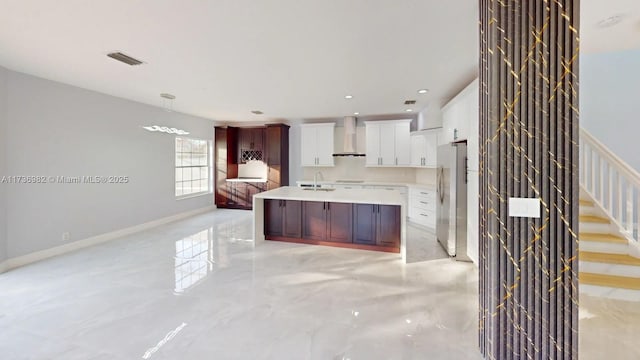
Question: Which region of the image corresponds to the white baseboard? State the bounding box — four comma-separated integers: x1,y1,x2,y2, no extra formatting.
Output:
1,205,216,273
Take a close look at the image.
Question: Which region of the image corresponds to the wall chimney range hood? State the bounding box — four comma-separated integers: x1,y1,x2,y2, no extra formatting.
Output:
333,116,366,157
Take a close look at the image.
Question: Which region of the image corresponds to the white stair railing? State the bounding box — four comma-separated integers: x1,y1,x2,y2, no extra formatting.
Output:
580,128,639,242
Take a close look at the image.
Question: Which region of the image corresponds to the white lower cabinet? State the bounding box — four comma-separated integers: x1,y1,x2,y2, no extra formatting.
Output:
408,186,436,229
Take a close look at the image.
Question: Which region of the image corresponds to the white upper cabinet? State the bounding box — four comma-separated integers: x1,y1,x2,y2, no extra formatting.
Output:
365,120,411,167
365,123,381,166
410,133,426,166
410,129,440,167
300,123,335,167
441,79,479,145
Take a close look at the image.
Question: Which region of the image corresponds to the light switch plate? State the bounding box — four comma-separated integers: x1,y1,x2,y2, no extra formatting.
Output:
508,198,540,218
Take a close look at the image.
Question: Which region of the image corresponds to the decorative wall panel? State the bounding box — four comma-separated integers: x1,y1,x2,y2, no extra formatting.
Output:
478,1,580,359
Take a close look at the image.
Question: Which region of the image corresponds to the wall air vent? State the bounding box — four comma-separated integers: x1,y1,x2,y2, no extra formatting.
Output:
107,52,144,66
404,100,416,105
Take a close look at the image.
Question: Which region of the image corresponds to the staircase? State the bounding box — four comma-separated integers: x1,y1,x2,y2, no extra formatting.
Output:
579,127,640,300
579,196,640,300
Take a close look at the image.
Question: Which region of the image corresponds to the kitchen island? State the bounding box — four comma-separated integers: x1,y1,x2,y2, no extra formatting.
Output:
253,186,407,262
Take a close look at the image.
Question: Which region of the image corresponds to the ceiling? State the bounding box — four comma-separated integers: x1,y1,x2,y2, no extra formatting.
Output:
0,1,638,123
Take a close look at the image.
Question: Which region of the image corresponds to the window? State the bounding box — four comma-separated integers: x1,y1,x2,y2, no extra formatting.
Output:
175,137,211,197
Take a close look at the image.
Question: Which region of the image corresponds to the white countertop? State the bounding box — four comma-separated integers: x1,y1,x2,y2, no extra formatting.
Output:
226,177,267,183
295,180,435,190
254,186,405,205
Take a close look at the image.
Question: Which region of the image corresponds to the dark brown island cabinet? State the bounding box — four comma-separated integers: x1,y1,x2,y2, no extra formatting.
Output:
265,200,400,253
264,199,302,238
302,201,353,243
353,204,401,248
215,124,289,210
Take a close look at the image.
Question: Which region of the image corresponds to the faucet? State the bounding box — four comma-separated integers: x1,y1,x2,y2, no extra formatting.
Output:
313,171,322,191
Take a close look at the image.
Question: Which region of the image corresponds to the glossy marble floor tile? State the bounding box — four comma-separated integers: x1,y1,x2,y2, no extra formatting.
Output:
405,224,448,263
0,209,638,359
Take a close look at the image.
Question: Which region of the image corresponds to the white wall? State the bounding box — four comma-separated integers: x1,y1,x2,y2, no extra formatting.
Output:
0,66,7,263
415,168,437,186
4,70,214,258
581,49,640,171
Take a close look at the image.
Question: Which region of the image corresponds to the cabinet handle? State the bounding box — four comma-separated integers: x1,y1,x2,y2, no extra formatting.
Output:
323,202,325,210
327,203,330,211
420,213,428,217
420,201,429,204
395,158,398,165
420,192,429,195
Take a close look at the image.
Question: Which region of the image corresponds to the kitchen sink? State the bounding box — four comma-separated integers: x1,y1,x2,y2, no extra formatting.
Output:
302,188,336,192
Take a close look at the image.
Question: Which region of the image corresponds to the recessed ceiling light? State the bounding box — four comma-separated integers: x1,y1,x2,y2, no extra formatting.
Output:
405,109,413,112
251,110,264,115
354,112,359,115
344,95,353,99
596,14,626,28
417,89,429,94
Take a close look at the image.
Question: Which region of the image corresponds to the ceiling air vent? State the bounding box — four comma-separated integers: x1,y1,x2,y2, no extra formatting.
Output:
251,110,264,115
404,100,416,105
107,52,144,66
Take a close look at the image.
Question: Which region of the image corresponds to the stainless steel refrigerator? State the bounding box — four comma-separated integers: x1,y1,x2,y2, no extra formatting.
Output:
436,141,471,261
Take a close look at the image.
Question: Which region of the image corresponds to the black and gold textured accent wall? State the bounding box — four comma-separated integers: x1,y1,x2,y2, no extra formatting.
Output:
478,0,580,359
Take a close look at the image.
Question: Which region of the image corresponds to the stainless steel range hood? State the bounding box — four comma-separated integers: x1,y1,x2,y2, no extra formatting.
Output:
332,116,366,157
